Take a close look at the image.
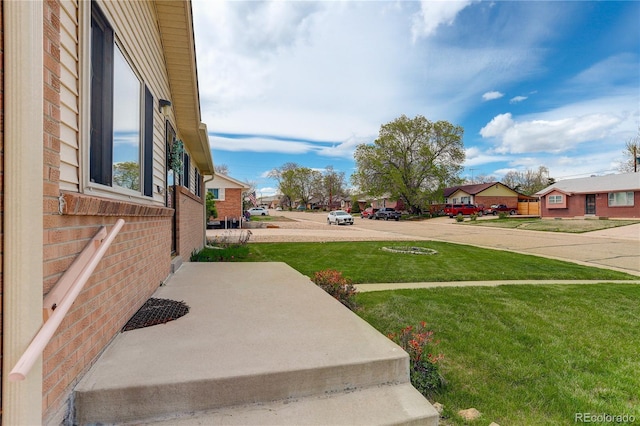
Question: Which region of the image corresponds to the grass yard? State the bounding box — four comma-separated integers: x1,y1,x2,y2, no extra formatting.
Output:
463,218,640,233
356,284,640,425
244,241,636,283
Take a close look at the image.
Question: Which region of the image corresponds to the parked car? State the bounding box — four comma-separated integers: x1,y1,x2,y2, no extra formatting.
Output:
444,204,483,217
327,210,354,225
374,207,402,221
247,207,269,216
360,207,377,219
484,204,517,215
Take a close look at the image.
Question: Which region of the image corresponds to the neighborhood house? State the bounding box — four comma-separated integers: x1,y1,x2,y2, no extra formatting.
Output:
205,173,250,222
536,173,640,218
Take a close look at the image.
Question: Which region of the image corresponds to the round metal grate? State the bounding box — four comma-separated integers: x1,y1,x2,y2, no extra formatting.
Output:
122,298,190,331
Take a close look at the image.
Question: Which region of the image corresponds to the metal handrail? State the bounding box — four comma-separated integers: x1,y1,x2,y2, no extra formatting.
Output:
9,219,125,381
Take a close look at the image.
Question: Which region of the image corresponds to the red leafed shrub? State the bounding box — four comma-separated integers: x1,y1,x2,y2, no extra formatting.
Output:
388,322,445,397
311,269,357,310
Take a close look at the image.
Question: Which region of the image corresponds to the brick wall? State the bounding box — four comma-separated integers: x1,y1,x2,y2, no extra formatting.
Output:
43,195,173,424
541,192,640,219
39,1,178,422
175,185,205,259
215,188,242,219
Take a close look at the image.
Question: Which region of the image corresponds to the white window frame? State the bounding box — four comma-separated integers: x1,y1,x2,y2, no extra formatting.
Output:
81,2,154,202
548,195,563,204
608,191,634,207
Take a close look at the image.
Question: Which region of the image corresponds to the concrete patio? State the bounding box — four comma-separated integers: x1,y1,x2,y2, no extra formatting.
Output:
74,262,438,425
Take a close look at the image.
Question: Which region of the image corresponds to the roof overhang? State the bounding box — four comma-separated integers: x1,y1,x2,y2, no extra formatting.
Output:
155,1,214,175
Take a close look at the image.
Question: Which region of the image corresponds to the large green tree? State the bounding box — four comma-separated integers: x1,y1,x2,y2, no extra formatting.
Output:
316,166,346,209
352,114,465,213
268,163,300,209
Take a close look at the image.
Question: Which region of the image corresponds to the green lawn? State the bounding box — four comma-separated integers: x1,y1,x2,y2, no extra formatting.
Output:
463,218,640,233
193,241,640,424
356,284,640,425
244,241,636,283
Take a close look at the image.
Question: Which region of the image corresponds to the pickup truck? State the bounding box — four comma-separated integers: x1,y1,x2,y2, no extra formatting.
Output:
444,204,483,217
484,204,517,215
373,207,402,221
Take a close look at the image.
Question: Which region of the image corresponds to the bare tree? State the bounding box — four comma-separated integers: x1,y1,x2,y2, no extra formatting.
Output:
214,164,230,175
618,127,640,173
502,166,554,195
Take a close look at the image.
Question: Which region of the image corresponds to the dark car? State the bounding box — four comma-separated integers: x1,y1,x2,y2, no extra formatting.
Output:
484,204,517,215
374,207,402,221
360,207,377,219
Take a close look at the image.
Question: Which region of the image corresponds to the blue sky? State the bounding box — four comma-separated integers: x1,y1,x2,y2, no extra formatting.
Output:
192,1,640,196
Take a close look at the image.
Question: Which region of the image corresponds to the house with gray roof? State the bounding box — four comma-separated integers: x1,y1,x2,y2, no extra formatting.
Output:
535,173,640,218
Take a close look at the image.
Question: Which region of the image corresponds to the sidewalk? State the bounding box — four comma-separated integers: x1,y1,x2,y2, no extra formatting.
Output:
356,279,640,292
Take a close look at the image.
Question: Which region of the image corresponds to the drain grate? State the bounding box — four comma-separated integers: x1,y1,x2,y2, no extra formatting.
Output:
122,298,190,332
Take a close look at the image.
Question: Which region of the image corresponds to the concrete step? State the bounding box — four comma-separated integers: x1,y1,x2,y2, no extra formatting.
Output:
134,383,439,425
74,263,437,425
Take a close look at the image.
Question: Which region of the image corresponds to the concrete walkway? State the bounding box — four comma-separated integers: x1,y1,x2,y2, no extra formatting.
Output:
356,279,640,292
74,263,438,425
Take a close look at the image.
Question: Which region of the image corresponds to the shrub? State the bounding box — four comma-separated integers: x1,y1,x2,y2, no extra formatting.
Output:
387,322,445,398
470,213,478,221
498,211,510,219
311,269,357,310
455,214,465,222
190,244,250,262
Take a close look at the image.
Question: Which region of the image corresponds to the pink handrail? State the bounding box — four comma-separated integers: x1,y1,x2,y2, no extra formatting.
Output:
9,219,125,381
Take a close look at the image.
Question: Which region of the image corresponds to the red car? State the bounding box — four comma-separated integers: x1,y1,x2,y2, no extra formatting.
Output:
360,207,378,219
444,204,483,217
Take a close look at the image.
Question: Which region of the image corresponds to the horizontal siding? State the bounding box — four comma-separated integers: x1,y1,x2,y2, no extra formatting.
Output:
58,0,201,201
59,0,80,191
101,0,175,203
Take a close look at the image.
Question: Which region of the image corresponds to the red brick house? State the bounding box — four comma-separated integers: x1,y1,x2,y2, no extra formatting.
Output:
536,173,640,218
205,173,250,221
1,1,214,423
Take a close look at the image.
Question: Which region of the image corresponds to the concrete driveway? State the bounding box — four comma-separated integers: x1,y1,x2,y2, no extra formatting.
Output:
210,210,640,276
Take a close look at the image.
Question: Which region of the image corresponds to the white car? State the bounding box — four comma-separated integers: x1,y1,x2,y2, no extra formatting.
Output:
247,207,269,216
327,210,354,225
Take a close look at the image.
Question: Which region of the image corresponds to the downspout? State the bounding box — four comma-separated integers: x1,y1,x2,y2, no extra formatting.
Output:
2,1,44,424
203,174,214,247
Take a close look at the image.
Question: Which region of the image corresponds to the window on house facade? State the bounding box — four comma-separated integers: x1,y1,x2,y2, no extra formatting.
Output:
608,192,634,207
208,188,225,201
461,196,470,204
548,195,563,204
195,169,201,197
183,153,190,189
90,3,153,197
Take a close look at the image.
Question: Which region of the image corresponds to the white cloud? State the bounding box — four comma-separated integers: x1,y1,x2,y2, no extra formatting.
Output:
210,135,318,154
482,91,504,101
481,113,622,154
510,96,528,104
464,146,511,167
480,91,638,155
411,0,476,41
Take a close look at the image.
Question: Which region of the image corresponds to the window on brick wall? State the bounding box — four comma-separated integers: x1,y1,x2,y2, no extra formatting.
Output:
90,3,154,197
548,195,563,204
208,188,224,201
608,191,634,207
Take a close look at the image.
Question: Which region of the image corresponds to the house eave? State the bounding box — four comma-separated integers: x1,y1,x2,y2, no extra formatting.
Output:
155,0,214,175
